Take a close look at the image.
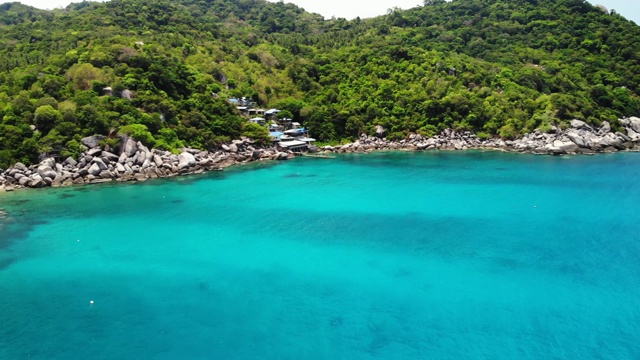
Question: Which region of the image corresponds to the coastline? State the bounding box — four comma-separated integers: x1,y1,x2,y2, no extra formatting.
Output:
321,118,640,156
2,117,640,193
0,136,291,194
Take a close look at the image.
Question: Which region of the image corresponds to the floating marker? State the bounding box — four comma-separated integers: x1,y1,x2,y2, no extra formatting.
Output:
90,300,94,305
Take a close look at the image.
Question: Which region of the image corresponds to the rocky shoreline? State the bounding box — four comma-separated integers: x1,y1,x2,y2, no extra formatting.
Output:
2,117,640,192
0,136,290,192
322,118,640,155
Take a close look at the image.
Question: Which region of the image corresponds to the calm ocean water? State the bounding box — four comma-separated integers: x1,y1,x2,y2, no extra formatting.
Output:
1,151,639,359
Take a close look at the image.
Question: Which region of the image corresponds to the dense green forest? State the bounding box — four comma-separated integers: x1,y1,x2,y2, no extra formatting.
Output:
0,0,639,167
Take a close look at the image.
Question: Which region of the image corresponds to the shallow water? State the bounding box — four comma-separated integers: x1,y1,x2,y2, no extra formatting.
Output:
1,151,639,359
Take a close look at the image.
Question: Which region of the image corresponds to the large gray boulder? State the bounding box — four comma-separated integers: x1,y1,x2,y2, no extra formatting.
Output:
87,148,102,157
30,174,45,188
51,174,66,188
122,138,138,157
37,166,57,179
375,125,386,138
183,148,202,155
134,151,147,166
600,133,624,148
82,135,106,149
99,170,114,179
570,119,591,131
566,132,586,148
138,143,151,157
627,128,640,141
102,151,119,162
153,155,163,167
18,176,31,186
88,163,102,176
140,159,151,170
628,117,640,134
92,157,109,171
40,157,56,168
64,157,77,167
124,164,134,175
178,152,196,169
598,121,611,135
14,162,28,172
229,143,239,153
550,140,578,153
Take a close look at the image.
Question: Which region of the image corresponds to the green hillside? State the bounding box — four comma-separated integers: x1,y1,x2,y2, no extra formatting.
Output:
0,0,639,167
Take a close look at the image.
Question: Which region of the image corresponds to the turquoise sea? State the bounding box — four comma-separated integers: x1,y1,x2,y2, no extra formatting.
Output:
1,151,640,359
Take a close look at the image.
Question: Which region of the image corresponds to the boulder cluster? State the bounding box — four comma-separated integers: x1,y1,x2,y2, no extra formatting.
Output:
0,136,290,191
2,117,640,192
322,117,640,155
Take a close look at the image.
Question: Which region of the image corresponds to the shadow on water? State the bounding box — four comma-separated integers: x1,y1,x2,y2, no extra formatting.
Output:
329,316,344,327
70,186,92,192
241,205,626,285
0,257,16,271
198,281,209,291
5,199,30,206
0,203,50,252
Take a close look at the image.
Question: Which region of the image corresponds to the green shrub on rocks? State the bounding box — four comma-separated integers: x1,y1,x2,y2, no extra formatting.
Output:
119,124,156,148
241,122,270,144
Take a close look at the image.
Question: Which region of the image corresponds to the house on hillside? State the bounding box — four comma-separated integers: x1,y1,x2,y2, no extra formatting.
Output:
265,109,280,119
249,117,266,125
248,108,265,117
278,117,292,128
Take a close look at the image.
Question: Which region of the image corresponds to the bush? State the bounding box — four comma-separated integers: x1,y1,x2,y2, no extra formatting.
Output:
156,128,184,152
241,122,270,144
537,122,553,133
418,125,438,137
99,137,121,152
498,124,519,140
119,124,156,147
34,105,62,134
62,139,84,159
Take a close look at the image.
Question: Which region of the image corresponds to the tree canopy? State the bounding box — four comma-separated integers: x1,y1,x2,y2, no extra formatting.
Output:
0,0,639,167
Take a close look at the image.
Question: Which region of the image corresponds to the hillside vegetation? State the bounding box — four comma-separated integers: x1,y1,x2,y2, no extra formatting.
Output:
0,0,639,167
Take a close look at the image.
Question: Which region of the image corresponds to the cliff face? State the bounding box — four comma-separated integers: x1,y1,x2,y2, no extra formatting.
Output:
1,0,640,169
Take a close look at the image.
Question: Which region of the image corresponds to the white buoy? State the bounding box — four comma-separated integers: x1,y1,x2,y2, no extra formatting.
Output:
90,300,94,305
